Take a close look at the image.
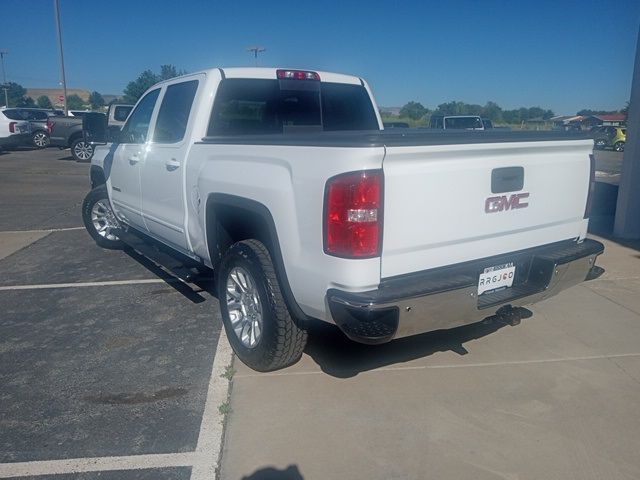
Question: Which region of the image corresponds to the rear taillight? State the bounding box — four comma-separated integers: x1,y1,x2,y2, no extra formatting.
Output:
9,122,16,133
46,118,54,134
324,170,383,258
584,154,596,219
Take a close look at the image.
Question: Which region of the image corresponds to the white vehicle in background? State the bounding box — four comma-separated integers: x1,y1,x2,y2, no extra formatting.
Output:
430,114,485,130
81,67,604,372
0,108,31,150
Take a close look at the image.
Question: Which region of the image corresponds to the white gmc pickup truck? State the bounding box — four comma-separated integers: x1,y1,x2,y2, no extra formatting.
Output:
82,67,604,371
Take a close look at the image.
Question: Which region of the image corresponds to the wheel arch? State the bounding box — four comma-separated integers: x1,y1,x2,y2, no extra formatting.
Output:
90,166,106,189
205,193,309,325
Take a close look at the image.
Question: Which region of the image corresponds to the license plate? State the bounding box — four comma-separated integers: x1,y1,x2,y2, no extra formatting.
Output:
478,262,516,295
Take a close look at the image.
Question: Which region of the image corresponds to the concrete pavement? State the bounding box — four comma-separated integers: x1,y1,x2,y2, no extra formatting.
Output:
221,237,640,480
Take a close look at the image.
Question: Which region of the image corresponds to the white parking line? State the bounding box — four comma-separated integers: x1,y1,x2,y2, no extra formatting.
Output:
0,330,234,479
192,328,234,480
0,279,168,291
234,352,640,379
0,227,85,234
0,452,196,478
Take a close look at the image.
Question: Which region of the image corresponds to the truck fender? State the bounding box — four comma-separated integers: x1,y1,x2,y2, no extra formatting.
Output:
205,193,309,326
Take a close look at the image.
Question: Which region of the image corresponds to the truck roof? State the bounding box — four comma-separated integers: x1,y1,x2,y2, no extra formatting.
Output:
162,67,364,86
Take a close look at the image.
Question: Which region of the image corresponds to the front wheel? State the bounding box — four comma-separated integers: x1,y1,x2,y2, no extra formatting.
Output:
71,137,94,162
614,141,625,152
82,185,123,249
217,239,307,372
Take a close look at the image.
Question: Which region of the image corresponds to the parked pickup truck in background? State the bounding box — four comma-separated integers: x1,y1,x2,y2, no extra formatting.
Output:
49,107,132,161
82,67,604,372
48,115,100,161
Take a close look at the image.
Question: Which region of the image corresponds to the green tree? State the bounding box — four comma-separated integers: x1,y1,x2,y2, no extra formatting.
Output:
123,70,158,104
66,94,85,109
122,65,186,104
89,91,105,109
2,82,28,107
399,101,428,120
481,101,503,123
37,95,53,109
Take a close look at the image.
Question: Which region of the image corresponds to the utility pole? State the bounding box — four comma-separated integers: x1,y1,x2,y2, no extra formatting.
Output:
246,46,266,66
0,50,8,108
54,0,68,115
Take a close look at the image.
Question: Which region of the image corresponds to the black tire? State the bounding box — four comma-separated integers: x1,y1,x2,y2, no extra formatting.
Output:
217,239,307,372
82,185,124,249
594,138,607,150
614,141,625,152
71,137,94,162
32,131,50,149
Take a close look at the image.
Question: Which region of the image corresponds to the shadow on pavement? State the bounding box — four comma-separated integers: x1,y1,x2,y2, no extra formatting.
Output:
241,465,304,480
304,312,528,378
122,246,211,304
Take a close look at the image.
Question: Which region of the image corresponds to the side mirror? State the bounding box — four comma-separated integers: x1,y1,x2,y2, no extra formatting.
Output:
83,112,108,145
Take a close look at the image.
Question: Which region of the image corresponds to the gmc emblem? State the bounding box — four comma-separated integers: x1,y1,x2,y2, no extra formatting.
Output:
485,193,530,213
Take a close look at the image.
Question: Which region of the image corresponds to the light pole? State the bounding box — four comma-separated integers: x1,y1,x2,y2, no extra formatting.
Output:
0,50,8,108
246,46,266,66
54,0,68,115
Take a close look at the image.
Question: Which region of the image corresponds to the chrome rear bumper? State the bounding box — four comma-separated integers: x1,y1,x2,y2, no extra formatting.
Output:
327,239,605,344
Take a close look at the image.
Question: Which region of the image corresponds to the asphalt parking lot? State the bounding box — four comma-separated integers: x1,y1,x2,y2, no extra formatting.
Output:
0,148,231,479
1,146,638,480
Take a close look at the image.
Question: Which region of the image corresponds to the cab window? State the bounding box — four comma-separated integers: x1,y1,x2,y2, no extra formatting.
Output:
119,89,160,144
153,80,199,143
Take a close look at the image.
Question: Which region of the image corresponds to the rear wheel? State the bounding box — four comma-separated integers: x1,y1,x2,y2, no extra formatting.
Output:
71,137,94,162
82,185,123,249
217,239,307,372
614,141,625,152
32,131,50,149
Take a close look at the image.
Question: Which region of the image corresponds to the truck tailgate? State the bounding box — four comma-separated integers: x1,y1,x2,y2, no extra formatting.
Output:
381,139,593,278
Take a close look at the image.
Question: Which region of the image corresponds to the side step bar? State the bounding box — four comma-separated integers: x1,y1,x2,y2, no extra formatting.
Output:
115,227,213,284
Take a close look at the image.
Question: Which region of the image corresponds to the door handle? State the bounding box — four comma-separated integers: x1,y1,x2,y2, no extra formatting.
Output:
128,155,140,165
165,158,180,171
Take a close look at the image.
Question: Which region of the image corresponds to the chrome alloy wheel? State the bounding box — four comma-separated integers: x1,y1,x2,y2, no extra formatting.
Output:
73,141,93,161
33,132,49,148
226,266,263,348
90,199,120,241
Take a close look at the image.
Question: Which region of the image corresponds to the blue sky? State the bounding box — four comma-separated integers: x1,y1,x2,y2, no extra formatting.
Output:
2,0,639,114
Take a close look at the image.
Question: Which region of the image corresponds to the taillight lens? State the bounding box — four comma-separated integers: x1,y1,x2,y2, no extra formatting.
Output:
584,153,596,219
324,170,383,258
9,122,16,133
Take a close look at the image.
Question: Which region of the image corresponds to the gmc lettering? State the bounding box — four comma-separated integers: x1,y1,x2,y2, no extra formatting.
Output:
485,193,530,213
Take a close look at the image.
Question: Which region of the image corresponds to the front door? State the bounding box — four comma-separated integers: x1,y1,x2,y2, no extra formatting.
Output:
141,78,200,251
108,88,160,230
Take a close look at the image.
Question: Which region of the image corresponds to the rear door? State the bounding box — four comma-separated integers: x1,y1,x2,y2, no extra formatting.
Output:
380,139,593,278
108,88,160,230
140,76,201,251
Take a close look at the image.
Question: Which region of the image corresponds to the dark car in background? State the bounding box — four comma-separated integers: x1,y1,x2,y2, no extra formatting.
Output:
1,108,61,148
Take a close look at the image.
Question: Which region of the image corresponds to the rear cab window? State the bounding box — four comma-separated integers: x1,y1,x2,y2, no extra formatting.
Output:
207,78,379,135
444,116,484,129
